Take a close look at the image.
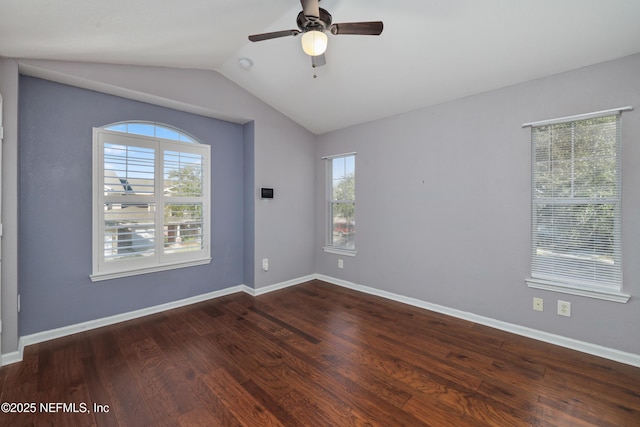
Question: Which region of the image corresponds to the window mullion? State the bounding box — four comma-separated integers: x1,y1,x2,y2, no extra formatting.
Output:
534,197,619,205
155,143,164,261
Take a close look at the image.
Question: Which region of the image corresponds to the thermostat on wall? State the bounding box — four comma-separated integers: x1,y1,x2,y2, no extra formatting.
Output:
261,188,274,199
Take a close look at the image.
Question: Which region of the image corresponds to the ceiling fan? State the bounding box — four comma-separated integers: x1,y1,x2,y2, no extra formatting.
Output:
248,0,384,68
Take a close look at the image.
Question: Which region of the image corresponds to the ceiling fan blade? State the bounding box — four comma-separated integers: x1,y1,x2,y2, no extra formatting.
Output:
248,29,300,42
311,53,326,67
300,0,320,19
329,21,384,36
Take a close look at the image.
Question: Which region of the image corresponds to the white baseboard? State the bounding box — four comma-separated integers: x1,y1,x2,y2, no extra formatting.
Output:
3,273,639,369
1,285,246,366
0,274,316,367
0,350,22,366
245,274,317,296
315,274,640,368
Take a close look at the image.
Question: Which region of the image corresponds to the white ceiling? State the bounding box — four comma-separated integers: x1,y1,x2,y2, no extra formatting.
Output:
2,0,640,134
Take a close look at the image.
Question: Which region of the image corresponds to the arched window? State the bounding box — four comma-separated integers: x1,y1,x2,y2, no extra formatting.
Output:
91,121,211,281
104,121,198,143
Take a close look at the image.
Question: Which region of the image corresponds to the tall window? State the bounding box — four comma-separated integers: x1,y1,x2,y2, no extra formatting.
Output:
525,109,630,302
91,122,211,281
324,153,356,254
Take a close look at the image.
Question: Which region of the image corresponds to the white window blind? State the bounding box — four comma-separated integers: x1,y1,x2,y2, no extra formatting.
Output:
92,124,210,281
527,110,628,300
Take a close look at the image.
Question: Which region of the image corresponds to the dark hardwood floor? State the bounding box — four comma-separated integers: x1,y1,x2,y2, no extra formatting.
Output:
1,279,639,426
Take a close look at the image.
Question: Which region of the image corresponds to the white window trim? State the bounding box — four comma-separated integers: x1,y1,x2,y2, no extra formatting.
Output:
524,107,632,303
522,106,633,128
323,152,356,256
321,152,357,160
91,258,212,282
323,246,357,256
525,278,630,303
91,127,211,281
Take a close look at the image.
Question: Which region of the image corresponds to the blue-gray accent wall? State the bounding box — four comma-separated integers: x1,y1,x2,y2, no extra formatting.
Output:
18,76,245,335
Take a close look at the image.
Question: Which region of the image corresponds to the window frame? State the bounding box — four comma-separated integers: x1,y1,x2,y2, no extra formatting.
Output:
523,108,631,302
323,152,357,256
91,125,211,281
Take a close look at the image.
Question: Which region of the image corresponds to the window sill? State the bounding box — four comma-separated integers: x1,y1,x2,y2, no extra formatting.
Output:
323,246,357,257
91,257,212,282
526,278,630,303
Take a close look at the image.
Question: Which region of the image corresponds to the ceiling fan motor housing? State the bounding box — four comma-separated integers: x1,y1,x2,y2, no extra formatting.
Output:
297,8,332,33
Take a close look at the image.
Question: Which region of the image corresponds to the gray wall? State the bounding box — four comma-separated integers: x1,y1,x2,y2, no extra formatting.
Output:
1,60,317,354
18,76,244,335
315,53,640,355
0,60,20,355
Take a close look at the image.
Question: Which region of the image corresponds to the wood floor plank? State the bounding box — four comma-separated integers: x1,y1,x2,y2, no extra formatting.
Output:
81,356,121,427
542,363,640,412
33,383,97,427
207,327,297,400
401,395,473,427
0,345,40,427
218,296,428,426
204,367,284,427
233,296,361,361
241,379,303,427
177,406,224,427
1,279,639,426
277,388,338,427
94,358,157,426
339,324,485,391
187,376,244,427
502,337,640,390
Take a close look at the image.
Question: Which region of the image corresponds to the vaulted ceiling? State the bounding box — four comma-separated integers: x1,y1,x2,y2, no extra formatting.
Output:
2,0,640,134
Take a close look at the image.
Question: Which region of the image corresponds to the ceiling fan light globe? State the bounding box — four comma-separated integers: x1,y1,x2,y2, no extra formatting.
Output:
301,30,328,56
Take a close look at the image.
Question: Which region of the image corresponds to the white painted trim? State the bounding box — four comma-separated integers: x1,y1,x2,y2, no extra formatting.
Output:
315,274,640,368
245,274,317,296
1,285,245,366
522,106,633,127
526,278,630,303
1,350,21,366
320,152,357,160
0,274,314,366
323,247,356,256
90,257,212,282
3,273,639,369
91,127,211,281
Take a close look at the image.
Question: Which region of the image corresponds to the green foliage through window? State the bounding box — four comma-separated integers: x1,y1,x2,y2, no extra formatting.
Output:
531,114,621,289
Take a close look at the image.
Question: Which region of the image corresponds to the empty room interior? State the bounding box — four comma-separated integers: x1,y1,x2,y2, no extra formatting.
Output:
1,0,640,425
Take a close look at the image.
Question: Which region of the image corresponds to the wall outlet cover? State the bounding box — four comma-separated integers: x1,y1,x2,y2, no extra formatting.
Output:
533,297,543,312
557,300,571,317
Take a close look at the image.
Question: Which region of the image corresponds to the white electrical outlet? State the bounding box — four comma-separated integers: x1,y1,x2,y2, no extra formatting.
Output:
533,297,543,312
262,258,269,271
338,259,344,269
557,300,571,317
